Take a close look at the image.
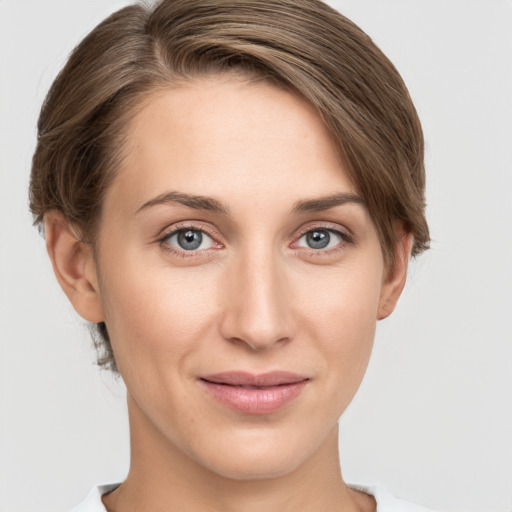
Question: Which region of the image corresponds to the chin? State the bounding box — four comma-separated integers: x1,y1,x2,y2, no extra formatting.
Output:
189,423,333,482
201,449,303,481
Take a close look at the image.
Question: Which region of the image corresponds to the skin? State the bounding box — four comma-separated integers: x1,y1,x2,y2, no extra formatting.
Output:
45,77,412,512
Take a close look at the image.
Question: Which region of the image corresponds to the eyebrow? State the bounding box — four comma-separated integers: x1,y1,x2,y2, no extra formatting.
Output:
136,191,230,215
136,191,365,216
292,192,365,213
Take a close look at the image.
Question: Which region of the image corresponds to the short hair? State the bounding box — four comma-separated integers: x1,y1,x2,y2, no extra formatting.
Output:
29,0,430,371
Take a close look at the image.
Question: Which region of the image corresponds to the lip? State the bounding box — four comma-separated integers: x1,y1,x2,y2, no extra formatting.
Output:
199,371,309,415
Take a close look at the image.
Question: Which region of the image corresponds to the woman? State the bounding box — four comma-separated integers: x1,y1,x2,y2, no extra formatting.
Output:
30,0,432,510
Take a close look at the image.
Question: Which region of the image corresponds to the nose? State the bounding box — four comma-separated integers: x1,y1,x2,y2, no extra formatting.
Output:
219,247,295,351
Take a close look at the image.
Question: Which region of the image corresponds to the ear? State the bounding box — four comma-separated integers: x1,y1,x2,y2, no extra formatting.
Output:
377,228,414,320
44,212,104,323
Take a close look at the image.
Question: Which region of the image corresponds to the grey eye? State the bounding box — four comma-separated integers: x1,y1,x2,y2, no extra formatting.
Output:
306,230,330,249
167,229,214,251
298,229,343,250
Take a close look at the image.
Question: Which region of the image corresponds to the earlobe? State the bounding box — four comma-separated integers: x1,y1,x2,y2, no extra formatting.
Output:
377,230,414,320
44,212,104,323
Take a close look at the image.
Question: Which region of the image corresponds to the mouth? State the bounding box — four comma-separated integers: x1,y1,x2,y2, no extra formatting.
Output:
199,371,310,415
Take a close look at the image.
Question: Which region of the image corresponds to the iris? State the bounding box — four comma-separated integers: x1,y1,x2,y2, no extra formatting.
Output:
306,230,330,249
178,229,203,250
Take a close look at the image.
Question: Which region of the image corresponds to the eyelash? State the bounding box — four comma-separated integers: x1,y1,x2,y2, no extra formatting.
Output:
157,222,354,259
293,224,354,256
157,222,221,259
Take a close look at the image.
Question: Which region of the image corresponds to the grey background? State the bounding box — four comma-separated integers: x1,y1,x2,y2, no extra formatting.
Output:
1,1,511,510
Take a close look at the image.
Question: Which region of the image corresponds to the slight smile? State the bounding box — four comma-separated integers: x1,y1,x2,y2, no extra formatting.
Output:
199,371,310,415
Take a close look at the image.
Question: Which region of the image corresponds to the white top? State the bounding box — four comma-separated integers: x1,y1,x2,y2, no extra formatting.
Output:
70,483,436,511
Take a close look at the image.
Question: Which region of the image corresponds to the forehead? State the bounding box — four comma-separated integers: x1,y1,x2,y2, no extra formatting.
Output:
109,77,355,212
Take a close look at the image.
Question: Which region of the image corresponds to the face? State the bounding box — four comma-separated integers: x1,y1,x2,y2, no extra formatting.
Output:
77,77,403,479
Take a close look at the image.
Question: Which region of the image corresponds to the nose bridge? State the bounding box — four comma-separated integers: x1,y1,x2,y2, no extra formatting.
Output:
220,242,292,350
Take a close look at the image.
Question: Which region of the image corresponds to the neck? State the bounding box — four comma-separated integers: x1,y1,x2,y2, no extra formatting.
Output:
102,395,374,512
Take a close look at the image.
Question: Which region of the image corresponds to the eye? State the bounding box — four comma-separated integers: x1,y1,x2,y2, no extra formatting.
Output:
164,228,215,251
296,229,345,250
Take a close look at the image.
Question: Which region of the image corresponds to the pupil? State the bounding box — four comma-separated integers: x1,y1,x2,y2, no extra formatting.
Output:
307,230,330,249
178,230,202,250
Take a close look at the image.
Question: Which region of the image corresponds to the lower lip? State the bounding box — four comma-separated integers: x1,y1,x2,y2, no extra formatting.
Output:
200,379,308,415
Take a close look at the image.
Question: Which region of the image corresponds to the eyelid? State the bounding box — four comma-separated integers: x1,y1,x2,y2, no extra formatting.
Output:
156,221,224,256
155,220,354,259
156,220,221,241
292,222,354,244
289,222,355,257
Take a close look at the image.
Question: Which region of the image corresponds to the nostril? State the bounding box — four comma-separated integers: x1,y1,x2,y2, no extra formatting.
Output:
218,268,295,349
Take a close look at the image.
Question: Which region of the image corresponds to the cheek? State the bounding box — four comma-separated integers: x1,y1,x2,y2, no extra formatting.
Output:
98,256,219,374
299,259,382,344
296,261,382,396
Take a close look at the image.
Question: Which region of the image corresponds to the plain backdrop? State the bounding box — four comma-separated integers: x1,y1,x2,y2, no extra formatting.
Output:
1,1,511,511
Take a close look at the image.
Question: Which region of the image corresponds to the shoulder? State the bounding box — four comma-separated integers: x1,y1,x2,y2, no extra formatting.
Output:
350,484,437,512
71,483,437,512
69,484,120,512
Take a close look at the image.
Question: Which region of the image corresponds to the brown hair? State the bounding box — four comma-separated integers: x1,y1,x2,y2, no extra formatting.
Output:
30,0,430,371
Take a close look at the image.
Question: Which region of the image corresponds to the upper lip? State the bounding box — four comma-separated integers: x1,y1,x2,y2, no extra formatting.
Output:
200,371,309,387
